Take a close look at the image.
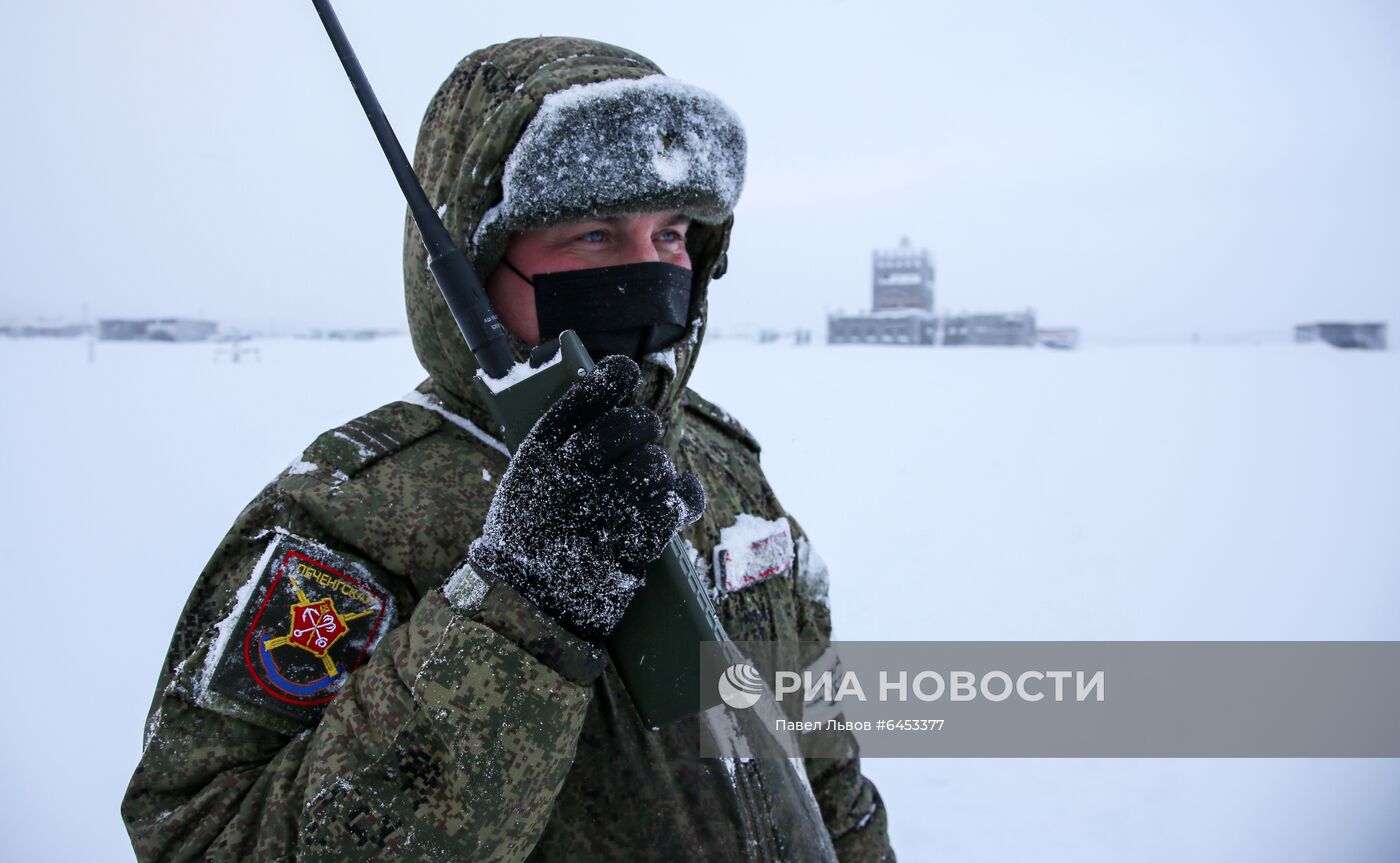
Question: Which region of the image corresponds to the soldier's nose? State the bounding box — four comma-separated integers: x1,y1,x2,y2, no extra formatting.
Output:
616,227,662,264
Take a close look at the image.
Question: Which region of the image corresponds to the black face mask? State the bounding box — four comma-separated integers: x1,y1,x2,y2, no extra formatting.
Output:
502,259,694,362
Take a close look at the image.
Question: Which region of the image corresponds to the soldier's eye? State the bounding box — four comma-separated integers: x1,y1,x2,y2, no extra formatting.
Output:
578,229,608,243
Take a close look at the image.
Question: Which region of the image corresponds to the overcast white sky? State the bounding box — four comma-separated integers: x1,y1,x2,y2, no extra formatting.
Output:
2,0,1397,340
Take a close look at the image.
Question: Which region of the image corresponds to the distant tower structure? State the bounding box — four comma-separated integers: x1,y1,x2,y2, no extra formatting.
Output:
871,236,934,313
828,236,1069,348
827,238,938,345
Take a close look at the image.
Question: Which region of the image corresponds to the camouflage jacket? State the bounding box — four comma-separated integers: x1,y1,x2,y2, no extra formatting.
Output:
122,386,894,861
123,36,894,862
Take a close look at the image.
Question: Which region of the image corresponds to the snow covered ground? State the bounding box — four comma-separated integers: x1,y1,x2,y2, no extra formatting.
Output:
1,336,1396,861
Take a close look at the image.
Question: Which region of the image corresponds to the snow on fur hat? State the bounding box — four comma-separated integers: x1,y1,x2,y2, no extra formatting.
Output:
471,74,746,274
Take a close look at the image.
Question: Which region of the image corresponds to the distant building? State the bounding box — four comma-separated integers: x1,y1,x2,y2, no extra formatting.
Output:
828,238,938,345
827,238,1068,348
1037,327,1080,350
98,318,217,342
943,310,1037,347
1294,322,1386,350
828,309,938,345
0,322,90,338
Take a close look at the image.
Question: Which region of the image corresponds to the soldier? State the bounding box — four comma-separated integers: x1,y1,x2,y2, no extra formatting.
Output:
123,37,895,861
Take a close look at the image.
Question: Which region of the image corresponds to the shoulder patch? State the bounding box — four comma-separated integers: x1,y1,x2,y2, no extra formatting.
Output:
682,388,761,455
293,400,444,482
204,531,397,724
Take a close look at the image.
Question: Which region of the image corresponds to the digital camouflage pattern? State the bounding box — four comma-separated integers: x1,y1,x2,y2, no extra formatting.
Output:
123,36,894,862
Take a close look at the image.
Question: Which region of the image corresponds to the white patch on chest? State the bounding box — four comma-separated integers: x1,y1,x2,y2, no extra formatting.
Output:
713,514,794,594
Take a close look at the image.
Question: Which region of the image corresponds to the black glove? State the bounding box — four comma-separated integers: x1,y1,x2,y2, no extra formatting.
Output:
467,355,706,640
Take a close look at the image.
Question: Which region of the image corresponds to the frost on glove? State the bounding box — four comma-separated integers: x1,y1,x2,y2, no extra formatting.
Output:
468,355,706,640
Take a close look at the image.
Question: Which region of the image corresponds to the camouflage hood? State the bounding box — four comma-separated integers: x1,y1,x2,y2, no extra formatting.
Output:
403,37,739,434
